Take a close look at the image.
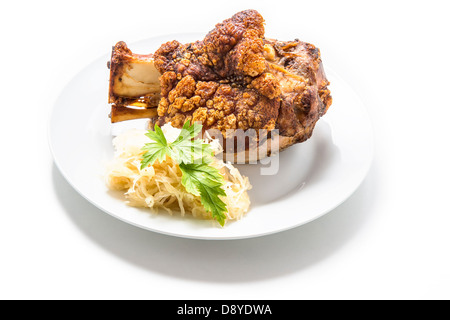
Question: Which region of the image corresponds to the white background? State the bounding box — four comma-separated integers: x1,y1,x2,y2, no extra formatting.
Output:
1,0,449,300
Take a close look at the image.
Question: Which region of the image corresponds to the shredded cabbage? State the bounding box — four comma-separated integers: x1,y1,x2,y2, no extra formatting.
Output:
105,124,252,223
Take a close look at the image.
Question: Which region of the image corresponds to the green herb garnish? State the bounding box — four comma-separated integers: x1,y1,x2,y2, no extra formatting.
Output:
140,121,227,226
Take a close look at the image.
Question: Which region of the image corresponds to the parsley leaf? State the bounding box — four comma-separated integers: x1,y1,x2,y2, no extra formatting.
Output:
179,161,227,226
171,121,211,164
140,124,170,169
140,121,228,226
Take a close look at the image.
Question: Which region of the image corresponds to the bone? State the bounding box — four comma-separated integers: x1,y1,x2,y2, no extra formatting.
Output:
110,105,158,123
109,41,161,104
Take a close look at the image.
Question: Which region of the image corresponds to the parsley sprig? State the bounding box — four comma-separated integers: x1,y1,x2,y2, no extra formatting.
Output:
140,121,227,226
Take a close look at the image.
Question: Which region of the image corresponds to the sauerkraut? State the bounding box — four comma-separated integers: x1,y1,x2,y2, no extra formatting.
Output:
105,124,252,223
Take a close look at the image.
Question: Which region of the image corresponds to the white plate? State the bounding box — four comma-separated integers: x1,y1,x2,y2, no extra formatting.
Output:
48,34,374,240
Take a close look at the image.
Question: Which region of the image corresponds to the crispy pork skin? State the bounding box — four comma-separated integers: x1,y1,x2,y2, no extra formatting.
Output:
108,10,332,157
